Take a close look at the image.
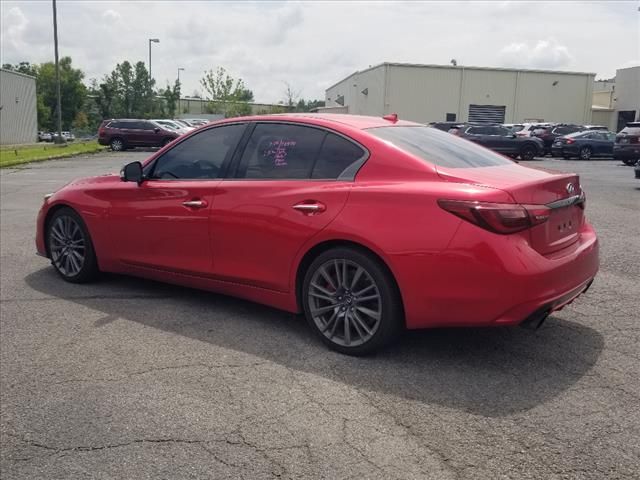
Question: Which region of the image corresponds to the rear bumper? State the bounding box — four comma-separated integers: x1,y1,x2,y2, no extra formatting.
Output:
98,137,109,146
395,221,599,329
552,146,577,157
613,145,640,159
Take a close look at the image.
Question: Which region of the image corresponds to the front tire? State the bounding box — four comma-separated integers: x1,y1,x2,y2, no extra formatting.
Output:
622,158,639,166
46,207,99,283
302,247,403,355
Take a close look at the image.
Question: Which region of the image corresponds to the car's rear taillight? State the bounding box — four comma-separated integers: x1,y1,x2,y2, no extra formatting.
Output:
565,137,575,144
438,200,550,234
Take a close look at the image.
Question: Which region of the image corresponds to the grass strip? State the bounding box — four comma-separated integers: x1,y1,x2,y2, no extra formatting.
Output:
0,141,106,168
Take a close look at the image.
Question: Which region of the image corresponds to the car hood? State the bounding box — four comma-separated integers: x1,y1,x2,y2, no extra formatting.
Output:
66,173,120,187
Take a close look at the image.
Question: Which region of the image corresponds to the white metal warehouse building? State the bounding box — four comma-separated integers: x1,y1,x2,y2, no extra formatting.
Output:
0,69,38,145
324,63,595,125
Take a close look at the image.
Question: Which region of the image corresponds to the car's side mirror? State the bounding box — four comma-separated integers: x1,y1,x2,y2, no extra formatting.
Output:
154,127,160,133
120,161,144,185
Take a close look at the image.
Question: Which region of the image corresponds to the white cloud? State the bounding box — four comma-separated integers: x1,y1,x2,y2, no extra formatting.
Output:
0,6,28,55
102,9,121,21
499,38,574,70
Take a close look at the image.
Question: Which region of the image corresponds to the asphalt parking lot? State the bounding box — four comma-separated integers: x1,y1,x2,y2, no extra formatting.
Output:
1,151,639,479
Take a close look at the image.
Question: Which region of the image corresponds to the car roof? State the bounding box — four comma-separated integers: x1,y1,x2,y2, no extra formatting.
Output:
216,113,421,130
105,119,152,123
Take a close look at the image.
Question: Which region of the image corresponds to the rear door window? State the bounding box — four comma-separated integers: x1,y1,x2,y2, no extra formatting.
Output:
467,126,490,135
236,123,325,179
554,126,581,135
491,126,511,136
312,133,366,179
367,126,514,168
136,121,155,130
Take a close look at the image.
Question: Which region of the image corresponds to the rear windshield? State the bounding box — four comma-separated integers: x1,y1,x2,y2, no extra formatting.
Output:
566,131,588,138
619,127,640,136
367,126,514,168
553,126,581,135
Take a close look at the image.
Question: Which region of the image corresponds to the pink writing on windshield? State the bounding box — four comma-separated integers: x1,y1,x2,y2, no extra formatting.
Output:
264,139,297,166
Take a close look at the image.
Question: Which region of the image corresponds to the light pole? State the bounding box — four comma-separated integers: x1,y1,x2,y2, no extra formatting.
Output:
52,0,65,144
177,67,184,116
148,38,159,82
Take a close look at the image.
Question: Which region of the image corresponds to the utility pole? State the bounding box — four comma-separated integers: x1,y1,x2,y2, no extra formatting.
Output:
52,0,65,144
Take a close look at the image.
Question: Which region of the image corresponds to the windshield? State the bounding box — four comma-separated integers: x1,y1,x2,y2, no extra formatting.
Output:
367,126,514,168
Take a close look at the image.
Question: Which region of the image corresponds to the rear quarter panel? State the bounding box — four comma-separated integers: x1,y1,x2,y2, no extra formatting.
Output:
291,138,517,327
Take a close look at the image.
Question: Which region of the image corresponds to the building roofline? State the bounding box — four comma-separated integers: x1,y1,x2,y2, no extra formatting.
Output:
0,68,36,80
325,62,597,92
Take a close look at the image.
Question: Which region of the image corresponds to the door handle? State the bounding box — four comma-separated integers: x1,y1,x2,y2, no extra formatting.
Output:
293,202,326,215
182,199,208,208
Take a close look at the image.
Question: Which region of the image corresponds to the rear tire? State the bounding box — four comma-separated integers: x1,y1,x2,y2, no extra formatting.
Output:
110,137,125,151
46,207,99,283
162,138,173,147
519,144,537,161
623,158,639,166
302,247,403,355
579,146,593,160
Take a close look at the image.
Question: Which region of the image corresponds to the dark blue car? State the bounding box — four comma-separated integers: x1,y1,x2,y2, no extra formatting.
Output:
552,130,616,160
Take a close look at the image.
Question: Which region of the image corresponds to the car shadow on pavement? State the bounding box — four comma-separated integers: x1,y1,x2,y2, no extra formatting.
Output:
25,268,604,418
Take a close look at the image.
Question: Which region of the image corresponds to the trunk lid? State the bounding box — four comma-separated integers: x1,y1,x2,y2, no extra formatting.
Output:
436,163,584,255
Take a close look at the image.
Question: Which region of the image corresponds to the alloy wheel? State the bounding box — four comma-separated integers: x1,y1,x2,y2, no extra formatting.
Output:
111,139,123,151
49,215,86,277
307,259,382,347
580,147,592,160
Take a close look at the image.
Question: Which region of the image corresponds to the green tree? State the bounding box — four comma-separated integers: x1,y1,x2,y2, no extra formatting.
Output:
90,60,156,119
72,110,89,130
200,67,252,117
226,101,252,117
236,88,254,102
162,80,181,118
6,57,86,131
295,99,325,112
2,61,37,77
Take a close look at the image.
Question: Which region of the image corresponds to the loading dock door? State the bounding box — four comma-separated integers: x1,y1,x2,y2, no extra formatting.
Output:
468,104,506,124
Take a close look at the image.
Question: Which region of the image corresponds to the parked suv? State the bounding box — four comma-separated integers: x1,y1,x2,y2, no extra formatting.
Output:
613,122,640,166
456,124,543,160
98,119,180,151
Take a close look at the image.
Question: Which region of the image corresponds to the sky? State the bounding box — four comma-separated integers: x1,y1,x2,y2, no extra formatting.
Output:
1,0,639,103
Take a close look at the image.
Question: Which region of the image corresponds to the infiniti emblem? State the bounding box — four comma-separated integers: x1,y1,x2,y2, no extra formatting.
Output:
566,183,575,195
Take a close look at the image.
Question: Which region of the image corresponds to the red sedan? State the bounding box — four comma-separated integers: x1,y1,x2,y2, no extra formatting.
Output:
36,114,599,355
